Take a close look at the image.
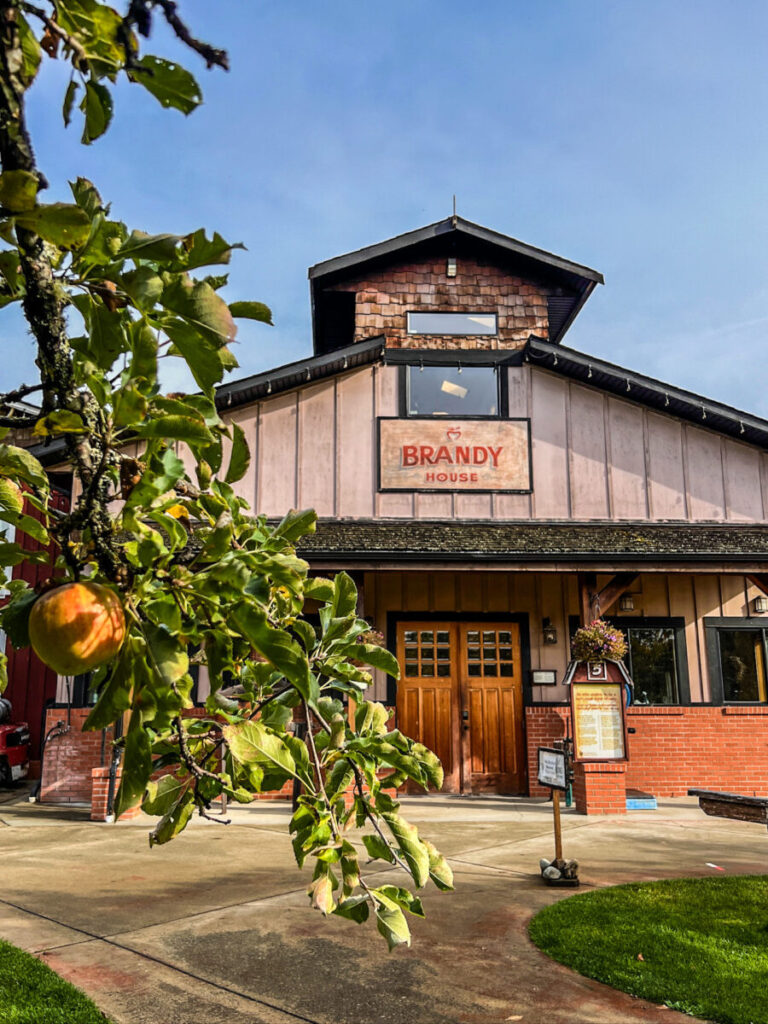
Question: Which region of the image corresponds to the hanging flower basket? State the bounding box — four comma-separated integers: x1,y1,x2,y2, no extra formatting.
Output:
571,619,627,664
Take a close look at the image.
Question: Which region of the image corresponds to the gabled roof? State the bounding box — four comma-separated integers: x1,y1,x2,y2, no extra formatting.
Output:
525,337,768,451
309,216,604,346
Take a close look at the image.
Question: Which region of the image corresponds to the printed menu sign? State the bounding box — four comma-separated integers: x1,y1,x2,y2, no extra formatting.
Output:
378,418,531,492
571,683,626,761
537,747,567,790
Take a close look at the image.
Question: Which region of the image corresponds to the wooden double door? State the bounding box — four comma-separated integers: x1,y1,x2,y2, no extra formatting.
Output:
396,621,526,794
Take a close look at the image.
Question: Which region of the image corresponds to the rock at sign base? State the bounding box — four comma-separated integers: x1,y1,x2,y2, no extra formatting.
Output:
543,865,562,880
539,858,551,871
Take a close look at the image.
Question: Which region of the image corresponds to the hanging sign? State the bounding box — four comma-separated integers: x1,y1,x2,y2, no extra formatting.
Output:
377,418,532,492
571,682,627,761
538,747,567,791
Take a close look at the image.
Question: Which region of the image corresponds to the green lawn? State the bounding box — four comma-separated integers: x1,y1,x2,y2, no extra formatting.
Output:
0,939,112,1023
529,875,768,1024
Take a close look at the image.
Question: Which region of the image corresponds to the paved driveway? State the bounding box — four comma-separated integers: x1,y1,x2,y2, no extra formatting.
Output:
0,791,765,1023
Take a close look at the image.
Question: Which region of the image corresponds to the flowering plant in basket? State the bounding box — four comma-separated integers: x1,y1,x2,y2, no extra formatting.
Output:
571,619,627,663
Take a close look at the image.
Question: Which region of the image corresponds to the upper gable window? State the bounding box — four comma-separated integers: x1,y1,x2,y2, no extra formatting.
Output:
407,312,497,336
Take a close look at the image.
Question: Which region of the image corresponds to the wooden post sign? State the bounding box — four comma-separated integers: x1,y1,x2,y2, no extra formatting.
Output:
565,660,630,763
537,746,578,887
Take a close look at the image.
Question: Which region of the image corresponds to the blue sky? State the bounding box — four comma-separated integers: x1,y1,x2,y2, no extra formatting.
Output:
5,1,768,414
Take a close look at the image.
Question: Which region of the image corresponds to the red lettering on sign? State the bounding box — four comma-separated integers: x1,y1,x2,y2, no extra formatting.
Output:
487,445,503,468
434,445,452,464
402,445,418,466
473,446,488,465
471,473,477,481
420,445,436,464
455,446,470,464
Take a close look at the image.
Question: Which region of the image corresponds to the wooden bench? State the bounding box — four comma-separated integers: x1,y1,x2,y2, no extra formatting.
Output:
688,789,768,829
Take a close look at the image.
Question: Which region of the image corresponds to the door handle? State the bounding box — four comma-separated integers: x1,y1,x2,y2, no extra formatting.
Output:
462,709,469,730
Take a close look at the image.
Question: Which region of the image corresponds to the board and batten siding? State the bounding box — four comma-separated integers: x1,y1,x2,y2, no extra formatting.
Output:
220,363,768,523
359,570,766,706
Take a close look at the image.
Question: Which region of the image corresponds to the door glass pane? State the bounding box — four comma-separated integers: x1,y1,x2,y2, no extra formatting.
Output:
626,627,679,705
500,663,514,676
405,646,418,659
437,647,450,660
499,647,512,660
482,631,495,643
484,664,498,676
420,631,434,644
405,662,418,676
467,647,481,660
719,629,766,703
468,663,481,676
421,662,435,677
437,631,450,644
498,631,512,644
467,631,480,643
404,631,417,644
437,663,450,676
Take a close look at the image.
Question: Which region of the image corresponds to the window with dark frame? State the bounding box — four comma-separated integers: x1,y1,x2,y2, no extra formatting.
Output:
568,616,688,706
717,627,768,703
406,364,500,417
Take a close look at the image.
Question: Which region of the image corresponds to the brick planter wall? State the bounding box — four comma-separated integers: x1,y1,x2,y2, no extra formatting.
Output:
573,762,627,815
525,704,768,805
40,708,113,804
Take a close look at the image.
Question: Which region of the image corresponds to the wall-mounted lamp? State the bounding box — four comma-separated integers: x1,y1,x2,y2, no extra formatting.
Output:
446,257,457,278
542,618,558,645
619,594,635,612
754,596,768,614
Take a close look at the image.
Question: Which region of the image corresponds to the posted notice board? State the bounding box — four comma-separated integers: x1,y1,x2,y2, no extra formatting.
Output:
571,682,627,761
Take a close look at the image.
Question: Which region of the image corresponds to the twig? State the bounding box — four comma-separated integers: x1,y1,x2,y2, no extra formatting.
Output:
21,2,87,62
155,1,229,69
0,381,43,404
351,762,409,874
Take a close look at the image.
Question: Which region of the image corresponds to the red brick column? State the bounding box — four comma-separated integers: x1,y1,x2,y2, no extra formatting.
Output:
572,761,627,815
90,767,142,821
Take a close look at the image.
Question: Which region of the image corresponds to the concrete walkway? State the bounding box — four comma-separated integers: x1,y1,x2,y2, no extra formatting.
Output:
0,789,766,1024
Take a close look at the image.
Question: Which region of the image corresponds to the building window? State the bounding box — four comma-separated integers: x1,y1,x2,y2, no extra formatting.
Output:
568,616,689,706
406,364,499,417
407,312,497,336
715,627,768,702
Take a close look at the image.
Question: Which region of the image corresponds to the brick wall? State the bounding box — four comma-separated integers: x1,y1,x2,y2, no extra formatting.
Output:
572,762,627,815
40,708,113,804
331,255,551,350
525,704,768,801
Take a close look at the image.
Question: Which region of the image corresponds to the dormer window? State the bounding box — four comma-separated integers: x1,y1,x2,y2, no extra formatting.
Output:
407,364,499,417
407,312,497,336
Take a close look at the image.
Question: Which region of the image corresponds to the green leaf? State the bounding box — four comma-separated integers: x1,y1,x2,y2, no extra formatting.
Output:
423,840,454,891
144,623,189,687
377,885,425,918
229,301,273,325
14,203,90,249
128,320,158,381
149,789,195,846
274,508,317,544
135,414,213,445
121,266,163,311
304,577,334,602
89,301,128,370
310,872,336,915
143,774,188,816
225,423,250,484
32,409,85,437
373,892,411,951
180,229,243,270
164,320,228,392
230,603,311,701
223,720,297,778
70,177,104,218
114,709,153,818
83,644,134,731
333,896,370,924
62,78,80,128
0,445,49,492
341,643,400,678
17,13,42,86
14,514,49,546
113,385,148,429
362,833,395,863
80,79,113,144
383,813,430,888
0,171,38,213
125,447,185,510
118,230,181,261
162,276,236,348
132,55,202,115
0,587,37,649
330,571,358,619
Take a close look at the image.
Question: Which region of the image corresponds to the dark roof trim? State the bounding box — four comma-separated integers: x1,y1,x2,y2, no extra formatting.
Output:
382,347,526,367
215,335,385,412
525,337,768,451
308,216,604,285
297,520,768,565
